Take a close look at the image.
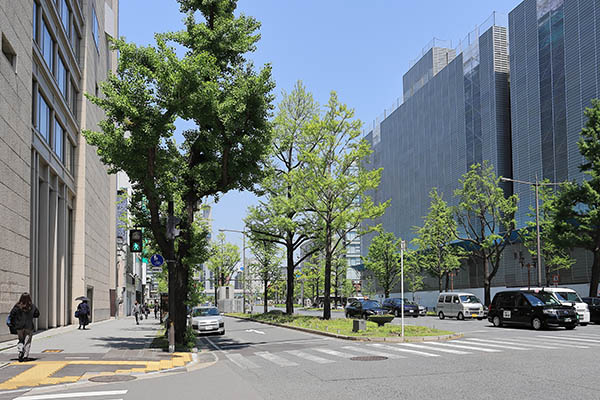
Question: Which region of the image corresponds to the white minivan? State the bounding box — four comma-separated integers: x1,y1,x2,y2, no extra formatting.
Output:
436,292,486,320
522,287,590,326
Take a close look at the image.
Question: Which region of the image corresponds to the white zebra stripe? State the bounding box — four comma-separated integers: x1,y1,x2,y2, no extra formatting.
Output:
255,351,299,367
226,353,260,369
285,350,335,364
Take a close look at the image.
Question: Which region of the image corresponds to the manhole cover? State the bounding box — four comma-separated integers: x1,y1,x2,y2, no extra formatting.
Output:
89,375,137,383
350,356,388,361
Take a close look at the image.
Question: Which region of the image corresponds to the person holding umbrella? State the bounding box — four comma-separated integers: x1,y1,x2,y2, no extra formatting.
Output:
9,293,39,362
75,297,91,329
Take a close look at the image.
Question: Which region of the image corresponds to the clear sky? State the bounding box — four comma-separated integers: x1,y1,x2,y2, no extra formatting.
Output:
119,0,522,248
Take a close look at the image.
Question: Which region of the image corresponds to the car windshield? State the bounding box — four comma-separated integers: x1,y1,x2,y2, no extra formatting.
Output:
459,295,481,303
555,292,582,303
363,300,381,308
523,292,560,306
193,308,219,317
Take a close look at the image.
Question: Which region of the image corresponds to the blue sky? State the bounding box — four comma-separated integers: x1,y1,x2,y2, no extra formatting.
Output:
119,0,522,248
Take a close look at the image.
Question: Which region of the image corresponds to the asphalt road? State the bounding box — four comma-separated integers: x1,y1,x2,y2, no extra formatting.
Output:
7,316,600,400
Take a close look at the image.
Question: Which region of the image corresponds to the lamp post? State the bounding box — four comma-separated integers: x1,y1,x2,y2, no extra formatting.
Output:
400,240,406,338
219,228,247,313
500,176,563,286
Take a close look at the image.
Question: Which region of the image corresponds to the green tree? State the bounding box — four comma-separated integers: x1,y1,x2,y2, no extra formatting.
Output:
552,100,600,296
520,184,574,284
248,237,283,313
413,188,464,292
246,81,321,315
83,1,274,343
206,232,241,306
363,231,402,298
454,161,518,305
405,252,425,301
300,253,325,306
296,92,388,319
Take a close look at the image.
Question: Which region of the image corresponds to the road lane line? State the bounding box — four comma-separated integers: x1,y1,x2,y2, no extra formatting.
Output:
424,341,502,353
537,335,600,344
255,351,299,367
285,350,335,364
226,353,260,369
342,346,404,359
398,343,472,354
468,338,559,349
312,348,356,359
558,334,600,341
371,343,439,357
458,339,530,350
513,337,589,348
15,390,128,400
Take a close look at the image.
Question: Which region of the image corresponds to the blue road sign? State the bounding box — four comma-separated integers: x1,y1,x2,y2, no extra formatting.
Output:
150,254,164,267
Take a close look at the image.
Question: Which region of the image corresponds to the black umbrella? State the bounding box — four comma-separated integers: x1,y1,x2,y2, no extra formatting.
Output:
75,296,89,302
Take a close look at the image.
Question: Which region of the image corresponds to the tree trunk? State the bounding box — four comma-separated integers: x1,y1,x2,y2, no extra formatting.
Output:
438,272,442,293
285,237,295,315
483,256,491,306
174,263,189,344
323,222,332,320
589,250,600,297
384,288,390,298
264,279,268,314
214,285,218,308
444,273,450,292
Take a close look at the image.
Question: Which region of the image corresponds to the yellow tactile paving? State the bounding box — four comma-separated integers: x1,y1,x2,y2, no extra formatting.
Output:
0,353,194,390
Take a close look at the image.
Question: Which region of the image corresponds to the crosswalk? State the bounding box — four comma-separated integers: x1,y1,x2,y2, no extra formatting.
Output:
222,333,600,370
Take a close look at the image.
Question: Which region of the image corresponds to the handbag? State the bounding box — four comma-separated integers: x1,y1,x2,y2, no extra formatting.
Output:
74,310,80,318
6,314,17,335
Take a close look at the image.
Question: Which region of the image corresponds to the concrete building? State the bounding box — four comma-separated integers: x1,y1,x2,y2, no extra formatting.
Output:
0,0,119,340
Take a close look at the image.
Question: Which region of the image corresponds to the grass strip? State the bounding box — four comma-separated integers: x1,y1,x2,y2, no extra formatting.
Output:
227,313,453,338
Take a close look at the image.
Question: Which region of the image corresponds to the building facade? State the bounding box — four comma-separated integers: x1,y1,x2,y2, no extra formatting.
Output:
0,0,119,340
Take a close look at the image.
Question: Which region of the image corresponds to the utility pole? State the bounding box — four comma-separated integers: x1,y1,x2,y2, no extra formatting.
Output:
400,240,406,338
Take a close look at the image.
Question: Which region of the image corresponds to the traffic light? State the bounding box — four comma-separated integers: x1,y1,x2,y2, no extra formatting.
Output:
130,229,143,252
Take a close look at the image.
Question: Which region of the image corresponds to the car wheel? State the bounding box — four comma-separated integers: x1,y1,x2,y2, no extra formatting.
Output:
219,330,225,335
492,316,502,327
438,312,445,320
457,312,464,321
413,315,418,318
477,317,483,321
531,317,543,330
396,309,401,317
565,324,576,330
580,323,588,327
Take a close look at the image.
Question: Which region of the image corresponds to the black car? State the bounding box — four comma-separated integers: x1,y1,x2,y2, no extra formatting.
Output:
382,298,419,318
582,297,600,323
488,290,577,330
345,300,386,319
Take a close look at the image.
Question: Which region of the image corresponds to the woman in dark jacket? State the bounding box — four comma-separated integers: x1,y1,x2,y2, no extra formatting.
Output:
9,293,40,362
76,300,90,329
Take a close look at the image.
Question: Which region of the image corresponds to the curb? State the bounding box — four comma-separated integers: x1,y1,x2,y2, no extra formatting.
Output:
226,315,463,342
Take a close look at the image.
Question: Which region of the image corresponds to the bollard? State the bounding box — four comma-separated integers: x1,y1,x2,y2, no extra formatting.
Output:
352,319,366,332
168,322,175,353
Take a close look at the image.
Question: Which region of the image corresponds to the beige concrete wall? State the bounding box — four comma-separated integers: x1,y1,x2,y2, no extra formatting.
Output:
0,0,33,340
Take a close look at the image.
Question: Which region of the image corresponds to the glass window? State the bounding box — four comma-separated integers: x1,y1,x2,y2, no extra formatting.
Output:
452,295,459,303
70,80,78,117
54,120,64,161
192,307,219,317
60,0,70,35
438,295,444,303
33,1,38,43
444,295,452,303
57,56,67,98
65,139,74,173
91,6,99,51
37,93,50,142
362,300,381,308
41,20,53,71
523,292,560,306
459,295,481,304
70,26,80,63
555,292,582,303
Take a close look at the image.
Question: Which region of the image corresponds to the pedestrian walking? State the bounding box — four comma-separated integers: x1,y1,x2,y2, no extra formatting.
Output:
144,304,150,319
75,300,91,329
8,293,40,362
132,301,141,325
154,304,158,319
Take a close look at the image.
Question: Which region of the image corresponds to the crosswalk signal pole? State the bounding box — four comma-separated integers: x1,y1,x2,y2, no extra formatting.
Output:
401,240,406,338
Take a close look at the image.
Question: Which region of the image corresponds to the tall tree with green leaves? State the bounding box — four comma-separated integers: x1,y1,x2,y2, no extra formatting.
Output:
552,100,600,296
363,231,402,298
246,81,321,315
296,92,388,319
413,188,464,292
205,232,241,307
248,237,283,313
454,161,518,305
83,0,274,343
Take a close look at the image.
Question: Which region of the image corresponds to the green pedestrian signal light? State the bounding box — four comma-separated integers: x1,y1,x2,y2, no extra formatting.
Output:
130,229,143,253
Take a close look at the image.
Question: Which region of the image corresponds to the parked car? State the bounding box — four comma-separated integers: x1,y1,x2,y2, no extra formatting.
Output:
488,290,577,330
582,297,600,323
382,298,419,318
190,306,225,335
525,287,589,326
345,299,386,319
436,292,486,320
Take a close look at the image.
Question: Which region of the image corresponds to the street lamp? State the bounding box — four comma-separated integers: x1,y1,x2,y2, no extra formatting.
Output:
500,175,563,286
400,240,406,338
219,228,247,313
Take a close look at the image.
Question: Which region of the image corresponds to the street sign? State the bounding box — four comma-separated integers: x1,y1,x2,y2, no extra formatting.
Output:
150,254,164,267
552,274,559,284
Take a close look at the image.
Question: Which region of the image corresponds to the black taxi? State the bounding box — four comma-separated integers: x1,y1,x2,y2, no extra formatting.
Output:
488,289,577,330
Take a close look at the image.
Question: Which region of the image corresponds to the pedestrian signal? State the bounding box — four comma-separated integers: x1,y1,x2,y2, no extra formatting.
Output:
130,229,143,252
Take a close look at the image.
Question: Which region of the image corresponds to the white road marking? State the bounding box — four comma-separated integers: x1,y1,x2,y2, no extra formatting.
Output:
424,341,502,353
513,337,589,349
563,334,600,340
312,348,357,359
15,391,128,400
285,350,335,364
537,335,600,344
245,329,266,335
458,339,530,350
371,343,440,357
399,343,472,354
468,338,559,349
226,353,260,369
255,351,299,367
342,346,404,359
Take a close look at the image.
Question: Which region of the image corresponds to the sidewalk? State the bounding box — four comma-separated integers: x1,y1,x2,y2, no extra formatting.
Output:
0,316,197,391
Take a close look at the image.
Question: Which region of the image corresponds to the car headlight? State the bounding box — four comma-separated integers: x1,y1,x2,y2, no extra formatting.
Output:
543,309,558,315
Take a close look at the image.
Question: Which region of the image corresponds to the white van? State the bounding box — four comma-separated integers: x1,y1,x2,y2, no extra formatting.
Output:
436,292,486,320
522,287,590,325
